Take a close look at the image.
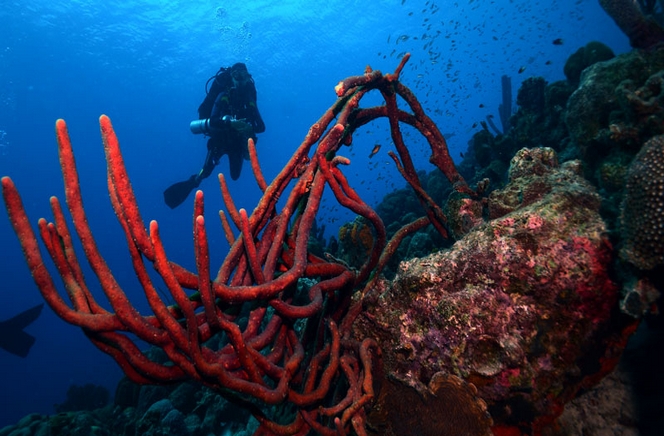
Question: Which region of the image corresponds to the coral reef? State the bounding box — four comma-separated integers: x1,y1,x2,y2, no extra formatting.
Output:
620,277,661,318
444,190,485,240
5,8,664,432
562,44,664,234
55,383,110,413
516,77,547,116
553,364,638,435
367,372,493,436
564,41,615,87
337,216,375,269
486,147,561,219
352,147,621,433
461,74,574,196
439,41,664,434
599,0,664,48
565,44,664,158
1,56,484,435
0,379,253,436
619,134,664,270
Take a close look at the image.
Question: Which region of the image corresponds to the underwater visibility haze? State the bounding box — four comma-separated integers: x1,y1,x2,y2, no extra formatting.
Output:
5,0,661,434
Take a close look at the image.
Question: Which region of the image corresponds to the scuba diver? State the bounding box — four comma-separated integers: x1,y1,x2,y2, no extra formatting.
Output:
164,62,266,209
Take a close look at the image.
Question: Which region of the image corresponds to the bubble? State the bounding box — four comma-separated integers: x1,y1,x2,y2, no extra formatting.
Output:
0,130,8,156
214,6,251,60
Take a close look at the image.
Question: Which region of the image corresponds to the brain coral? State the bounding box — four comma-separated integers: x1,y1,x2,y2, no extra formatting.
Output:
620,134,664,270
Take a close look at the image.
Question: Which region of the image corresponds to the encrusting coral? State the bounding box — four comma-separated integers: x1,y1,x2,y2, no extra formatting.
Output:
353,147,623,434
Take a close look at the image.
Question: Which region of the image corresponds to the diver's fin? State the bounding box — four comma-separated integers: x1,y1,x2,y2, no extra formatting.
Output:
0,303,44,358
164,177,199,209
228,151,243,181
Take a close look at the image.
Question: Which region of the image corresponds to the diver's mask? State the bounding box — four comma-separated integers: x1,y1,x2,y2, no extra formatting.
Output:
232,69,251,89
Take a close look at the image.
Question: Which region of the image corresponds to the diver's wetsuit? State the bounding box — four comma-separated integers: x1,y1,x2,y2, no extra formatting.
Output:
196,64,265,182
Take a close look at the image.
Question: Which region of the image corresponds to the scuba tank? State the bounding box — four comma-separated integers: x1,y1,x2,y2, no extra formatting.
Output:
197,67,230,120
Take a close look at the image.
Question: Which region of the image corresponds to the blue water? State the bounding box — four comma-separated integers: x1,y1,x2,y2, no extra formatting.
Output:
0,0,629,428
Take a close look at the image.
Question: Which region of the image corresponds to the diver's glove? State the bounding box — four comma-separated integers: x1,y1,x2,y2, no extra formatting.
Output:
215,116,254,140
207,115,235,130
229,119,254,140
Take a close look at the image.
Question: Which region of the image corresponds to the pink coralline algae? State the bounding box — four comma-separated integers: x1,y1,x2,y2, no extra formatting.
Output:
353,147,620,433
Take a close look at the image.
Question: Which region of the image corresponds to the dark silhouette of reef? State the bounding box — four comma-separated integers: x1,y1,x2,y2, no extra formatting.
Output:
54,383,110,413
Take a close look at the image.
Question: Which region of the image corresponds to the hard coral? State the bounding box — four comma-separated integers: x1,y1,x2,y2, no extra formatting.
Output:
367,372,493,436
354,147,619,432
619,134,664,270
599,0,664,48
597,158,628,193
516,77,547,116
563,41,615,87
566,43,664,156
563,44,664,245
616,69,664,141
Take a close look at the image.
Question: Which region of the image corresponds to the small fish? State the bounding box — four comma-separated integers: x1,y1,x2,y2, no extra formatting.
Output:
552,38,564,45
460,151,465,158
545,60,553,65
518,66,526,74
369,144,381,158
479,103,485,108
472,122,478,128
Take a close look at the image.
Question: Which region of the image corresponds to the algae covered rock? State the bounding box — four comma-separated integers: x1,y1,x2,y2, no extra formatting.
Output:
353,147,621,432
